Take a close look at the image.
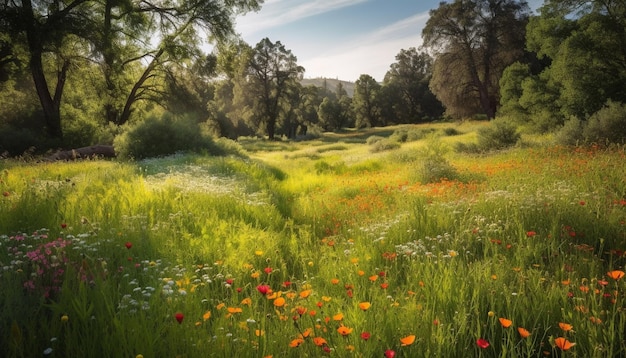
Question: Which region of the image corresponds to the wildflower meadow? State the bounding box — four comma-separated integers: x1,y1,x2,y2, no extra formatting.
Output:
1,123,625,357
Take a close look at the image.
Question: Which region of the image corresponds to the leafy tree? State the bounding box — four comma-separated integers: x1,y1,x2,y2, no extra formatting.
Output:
0,0,262,139
235,38,304,139
317,82,352,131
525,0,626,119
352,74,382,128
422,0,530,119
383,48,443,123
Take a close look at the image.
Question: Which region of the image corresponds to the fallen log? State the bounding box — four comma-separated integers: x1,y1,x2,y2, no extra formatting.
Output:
47,145,116,161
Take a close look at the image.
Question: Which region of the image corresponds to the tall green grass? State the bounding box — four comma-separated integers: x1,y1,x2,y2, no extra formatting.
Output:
1,124,625,357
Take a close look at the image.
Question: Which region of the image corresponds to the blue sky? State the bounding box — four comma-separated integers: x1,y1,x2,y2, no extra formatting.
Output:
235,0,544,82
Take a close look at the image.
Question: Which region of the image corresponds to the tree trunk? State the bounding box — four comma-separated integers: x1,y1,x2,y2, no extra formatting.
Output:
47,145,116,161
23,0,65,139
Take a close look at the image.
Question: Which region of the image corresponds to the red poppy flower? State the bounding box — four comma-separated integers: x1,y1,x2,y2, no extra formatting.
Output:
384,349,396,358
476,338,490,349
175,312,184,324
264,267,273,274
361,331,371,340
256,284,270,295
125,242,132,249
61,223,67,229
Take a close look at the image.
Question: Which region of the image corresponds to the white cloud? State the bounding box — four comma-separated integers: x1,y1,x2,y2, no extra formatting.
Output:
301,12,429,81
236,0,370,36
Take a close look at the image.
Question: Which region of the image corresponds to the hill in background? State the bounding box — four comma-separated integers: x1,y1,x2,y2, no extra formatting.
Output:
301,77,355,97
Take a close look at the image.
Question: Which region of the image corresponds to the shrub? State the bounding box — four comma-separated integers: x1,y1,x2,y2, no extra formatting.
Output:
583,100,626,144
0,126,43,156
476,120,520,151
114,113,219,159
554,117,585,146
366,135,384,145
369,139,401,153
454,141,481,154
389,129,408,143
419,156,459,183
61,115,100,149
406,128,435,141
442,127,461,136
314,160,346,174
417,134,460,183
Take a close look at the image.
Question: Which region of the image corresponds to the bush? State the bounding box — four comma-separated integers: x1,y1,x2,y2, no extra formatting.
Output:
442,127,461,136
554,117,585,146
0,126,42,156
454,141,481,154
366,135,384,145
114,113,220,159
419,156,459,183
369,139,401,153
476,120,520,151
406,128,436,141
417,134,460,183
61,115,100,149
583,100,626,144
389,129,408,143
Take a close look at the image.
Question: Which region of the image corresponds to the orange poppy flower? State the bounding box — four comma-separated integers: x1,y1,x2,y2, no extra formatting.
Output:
607,270,625,280
273,297,286,307
369,275,378,282
358,302,371,311
241,297,252,306
202,311,211,321
333,313,344,321
555,337,575,351
302,328,313,338
299,289,312,298
400,334,416,346
289,338,304,348
313,336,328,346
558,322,573,331
517,327,531,338
337,325,353,336
498,317,512,328
227,307,243,314
331,278,340,285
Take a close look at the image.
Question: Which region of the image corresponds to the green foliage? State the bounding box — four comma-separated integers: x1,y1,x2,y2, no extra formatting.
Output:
314,160,347,174
417,134,459,183
0,127,43,156
583,101,626,144
476,120,521,151
524,1,626,122
389,129,409,143
353,74,383,127
366,132,402,152
554,117,585,146
423,0,529,119
113,114,220,159
365,135,384,145
383,48,443,122
442,127,460,136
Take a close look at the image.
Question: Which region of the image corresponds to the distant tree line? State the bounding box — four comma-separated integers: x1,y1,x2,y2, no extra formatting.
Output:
1,0,625,155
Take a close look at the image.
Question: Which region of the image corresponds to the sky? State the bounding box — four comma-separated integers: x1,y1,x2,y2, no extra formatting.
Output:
234,0,544,82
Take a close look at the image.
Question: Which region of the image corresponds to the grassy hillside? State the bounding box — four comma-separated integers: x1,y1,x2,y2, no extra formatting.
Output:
1,123,625,357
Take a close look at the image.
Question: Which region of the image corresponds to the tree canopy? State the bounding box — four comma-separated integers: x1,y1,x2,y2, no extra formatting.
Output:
422,0,530,119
